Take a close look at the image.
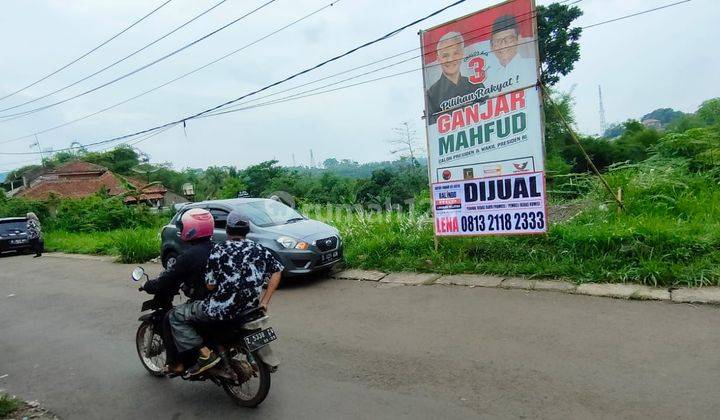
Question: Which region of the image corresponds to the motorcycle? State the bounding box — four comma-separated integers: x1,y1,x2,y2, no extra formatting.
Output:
131,266,279,407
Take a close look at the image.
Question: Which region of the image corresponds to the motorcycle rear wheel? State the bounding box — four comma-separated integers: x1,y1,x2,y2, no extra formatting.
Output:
222,350,271,407
135,321,167,377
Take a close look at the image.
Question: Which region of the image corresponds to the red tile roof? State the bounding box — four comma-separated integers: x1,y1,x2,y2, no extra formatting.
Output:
18,171,128,200
17,161,168,202
53,161,107,175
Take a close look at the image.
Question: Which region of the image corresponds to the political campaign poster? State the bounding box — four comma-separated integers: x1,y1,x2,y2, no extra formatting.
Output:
419,0,547,236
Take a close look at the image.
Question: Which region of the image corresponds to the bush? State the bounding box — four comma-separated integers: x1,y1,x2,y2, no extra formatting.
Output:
0,196,50,220
115,229,160,263
44,228,160,263
0,394,20,418
50,196,167,232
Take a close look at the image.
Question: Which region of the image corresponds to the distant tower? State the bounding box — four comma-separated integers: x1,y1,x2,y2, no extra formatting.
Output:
292,153,296,167
598,85,608,135
310,149,315,168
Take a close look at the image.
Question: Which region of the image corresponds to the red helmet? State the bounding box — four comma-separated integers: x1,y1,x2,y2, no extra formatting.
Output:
179,208,214,241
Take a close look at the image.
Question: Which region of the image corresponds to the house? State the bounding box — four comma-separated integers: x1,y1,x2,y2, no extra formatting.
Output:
16,161,184,208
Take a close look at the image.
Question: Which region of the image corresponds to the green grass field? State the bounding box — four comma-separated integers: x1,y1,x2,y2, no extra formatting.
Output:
41,129,720,287
43,199,720,287
45,227,160,264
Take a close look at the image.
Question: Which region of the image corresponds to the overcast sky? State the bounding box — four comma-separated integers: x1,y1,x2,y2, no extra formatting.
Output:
1,0,718,172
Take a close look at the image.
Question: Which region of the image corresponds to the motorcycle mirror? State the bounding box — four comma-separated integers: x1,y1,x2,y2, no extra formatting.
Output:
131,266,146,282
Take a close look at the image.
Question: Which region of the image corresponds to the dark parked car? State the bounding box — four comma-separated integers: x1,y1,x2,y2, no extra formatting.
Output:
0,217,42,254
160,198,343,276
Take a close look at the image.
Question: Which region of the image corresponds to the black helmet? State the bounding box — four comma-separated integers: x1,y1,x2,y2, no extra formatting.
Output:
226,210,250,237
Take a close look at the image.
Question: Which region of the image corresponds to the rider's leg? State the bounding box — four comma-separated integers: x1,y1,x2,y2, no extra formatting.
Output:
162,310,183,373
168,301,220,375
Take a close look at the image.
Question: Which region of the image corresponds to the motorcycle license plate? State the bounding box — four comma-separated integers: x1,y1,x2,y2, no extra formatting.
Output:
243,328,277,351
321,251,339,263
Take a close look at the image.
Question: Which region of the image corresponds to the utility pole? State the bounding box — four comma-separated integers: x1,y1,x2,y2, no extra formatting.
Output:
30,135,44,165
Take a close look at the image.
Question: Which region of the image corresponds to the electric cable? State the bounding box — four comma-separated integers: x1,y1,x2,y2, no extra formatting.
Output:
0,0,229,114
0,0,342,146
0,0,549,144
0,0,174,103
0,0,277,120
0,0,692,157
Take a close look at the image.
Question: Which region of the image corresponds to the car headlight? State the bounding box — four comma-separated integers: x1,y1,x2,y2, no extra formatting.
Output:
277,236,309,250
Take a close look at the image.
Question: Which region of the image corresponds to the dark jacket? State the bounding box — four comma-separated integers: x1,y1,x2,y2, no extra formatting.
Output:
143,240,213,301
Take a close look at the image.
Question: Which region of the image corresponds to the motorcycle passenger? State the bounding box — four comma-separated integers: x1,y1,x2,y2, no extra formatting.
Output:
142,208,215,374
169,210,284,376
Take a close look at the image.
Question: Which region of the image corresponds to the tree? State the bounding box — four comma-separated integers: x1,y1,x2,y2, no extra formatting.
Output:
642,108,685,125
603,123,625,138
83,145,139,175
219,178,247,199
537,3,583,86
696,98,720,126
242,160,285,196
387,121,423,165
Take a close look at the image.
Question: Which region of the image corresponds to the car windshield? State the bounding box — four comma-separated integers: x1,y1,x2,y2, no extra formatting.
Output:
242,201,304,227
0,220,26,233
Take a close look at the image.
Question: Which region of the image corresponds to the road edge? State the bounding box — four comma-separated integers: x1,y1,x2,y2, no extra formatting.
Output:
334,269,720,306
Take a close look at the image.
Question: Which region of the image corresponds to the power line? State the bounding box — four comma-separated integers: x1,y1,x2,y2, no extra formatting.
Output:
582,0,691,29
0,0,174,104
203,0,692,119
0,0,278,120
0,0,229,114
0,0,342,146
0,0,692,157
0,0,550,145
198,38,547,120
0,0,463,151
185,0,578,117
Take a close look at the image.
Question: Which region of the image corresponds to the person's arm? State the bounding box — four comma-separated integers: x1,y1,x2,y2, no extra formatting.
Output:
143,255,186,295
259,271,281,311
259,248,284,311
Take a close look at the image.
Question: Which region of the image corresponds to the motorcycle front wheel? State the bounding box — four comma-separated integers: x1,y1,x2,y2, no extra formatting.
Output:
222,349,271,407
135,321,167,377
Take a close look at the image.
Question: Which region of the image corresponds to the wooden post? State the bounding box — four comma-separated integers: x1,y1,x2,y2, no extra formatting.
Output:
617,187,623,215
434,235,439,252
542,85,625,211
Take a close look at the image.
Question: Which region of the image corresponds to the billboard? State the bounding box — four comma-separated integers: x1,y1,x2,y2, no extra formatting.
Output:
419,0,547,236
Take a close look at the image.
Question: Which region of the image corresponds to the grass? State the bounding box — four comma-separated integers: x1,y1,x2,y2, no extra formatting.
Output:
0,394,20,418
316,208,720,288
44,227,160,264
42,201,720,287
40,154,720,286
306,156,720,288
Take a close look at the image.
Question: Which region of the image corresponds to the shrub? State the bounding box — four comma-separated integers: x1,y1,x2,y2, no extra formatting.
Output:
115,228,160,264
0,394,20,418
0,196,49,220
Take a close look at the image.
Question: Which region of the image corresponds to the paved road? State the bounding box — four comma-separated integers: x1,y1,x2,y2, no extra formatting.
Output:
1,254,719,419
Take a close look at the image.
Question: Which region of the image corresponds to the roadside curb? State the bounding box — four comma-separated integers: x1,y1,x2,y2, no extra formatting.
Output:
44,252,163,265
44,252,117,263
333,269,720,306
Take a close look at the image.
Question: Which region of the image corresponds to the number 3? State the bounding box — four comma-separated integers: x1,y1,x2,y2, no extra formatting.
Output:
468,57,486,84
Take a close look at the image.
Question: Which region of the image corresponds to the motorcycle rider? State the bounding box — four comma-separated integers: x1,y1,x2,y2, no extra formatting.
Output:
169,210,284,376
142,208,215,374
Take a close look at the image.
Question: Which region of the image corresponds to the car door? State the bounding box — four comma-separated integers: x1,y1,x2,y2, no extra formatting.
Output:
208,207,229,244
